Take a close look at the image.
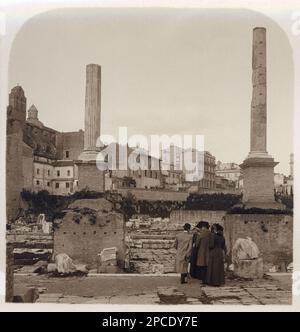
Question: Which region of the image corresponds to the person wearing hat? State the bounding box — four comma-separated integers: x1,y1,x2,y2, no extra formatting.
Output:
174,223,193,284
194,221,211,283
206,223,226,286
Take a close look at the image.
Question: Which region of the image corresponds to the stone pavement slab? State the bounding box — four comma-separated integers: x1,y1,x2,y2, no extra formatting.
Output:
110,294,160,304
244,288,292,305
14,273,292,305
36,293,64,303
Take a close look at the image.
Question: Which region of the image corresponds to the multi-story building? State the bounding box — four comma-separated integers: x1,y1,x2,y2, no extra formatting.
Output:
17,97,84,196
104,146,162,190
216,162,242,188
198,151,216,190
32,157,79,195
160,145,184,190
163,146,216,191
162,146,216,191
183,150,216,190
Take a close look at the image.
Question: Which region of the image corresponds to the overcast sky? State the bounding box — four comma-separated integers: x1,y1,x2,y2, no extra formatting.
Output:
8,8,293,174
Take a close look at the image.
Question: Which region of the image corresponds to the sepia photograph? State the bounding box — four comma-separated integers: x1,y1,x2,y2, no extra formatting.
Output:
1,0,299,312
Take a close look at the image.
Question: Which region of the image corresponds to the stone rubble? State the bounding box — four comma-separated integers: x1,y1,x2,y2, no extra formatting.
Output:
125,216,186,274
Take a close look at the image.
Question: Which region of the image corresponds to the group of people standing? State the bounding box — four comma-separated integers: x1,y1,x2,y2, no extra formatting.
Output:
174,221,226,286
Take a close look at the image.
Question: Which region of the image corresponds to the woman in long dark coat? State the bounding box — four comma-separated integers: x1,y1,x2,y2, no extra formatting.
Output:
206,224,226,286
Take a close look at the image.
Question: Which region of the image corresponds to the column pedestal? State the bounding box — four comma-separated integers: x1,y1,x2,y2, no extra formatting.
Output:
240,156,284,209
76,160,105,192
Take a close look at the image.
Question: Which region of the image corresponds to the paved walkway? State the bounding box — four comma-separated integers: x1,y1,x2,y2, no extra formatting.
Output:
14,273,292,305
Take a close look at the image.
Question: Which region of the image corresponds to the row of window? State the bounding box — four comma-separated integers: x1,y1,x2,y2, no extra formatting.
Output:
205,173,215,180
204,165,215,173
62,231,118,235
35,180,78,188
144,170,158,179
199,179,215,188
205,157,215,165
168,172,181,179
36,169,72,177
108,170,159,179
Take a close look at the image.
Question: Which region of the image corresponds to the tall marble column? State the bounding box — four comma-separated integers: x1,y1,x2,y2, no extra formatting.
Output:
240,28,283,209
84,64,101,152
77,64,104,192
250,27,267,157
79,64,101,160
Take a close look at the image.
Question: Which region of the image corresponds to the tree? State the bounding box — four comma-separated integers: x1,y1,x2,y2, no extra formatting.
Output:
121,192,137,220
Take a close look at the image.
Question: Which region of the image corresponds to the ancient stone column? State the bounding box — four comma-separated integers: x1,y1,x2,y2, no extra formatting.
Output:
250,27,267,157
240,28,283,209
77,64,104,191
84,64,101,152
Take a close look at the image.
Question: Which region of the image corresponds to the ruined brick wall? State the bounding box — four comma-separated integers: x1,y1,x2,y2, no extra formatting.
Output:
54,198,125,267
7,233,54,266
128,235,177,274
6,87,26,222
224,214,293,269
170,210,226,224
56,130,84,160
22,142,34,190
6,132,24,221
23,122,57,160
126,218,184,273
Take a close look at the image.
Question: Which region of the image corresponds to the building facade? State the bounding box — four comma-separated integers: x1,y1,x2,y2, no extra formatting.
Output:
216,162,242,188
161,146,216,191
104,146,162,190
5,86,85,198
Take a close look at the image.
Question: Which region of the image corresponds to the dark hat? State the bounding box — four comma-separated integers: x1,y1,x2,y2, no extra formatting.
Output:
196,221,203,229
203,221,210,229
184,223,191,231
197,221,209,229
216,224,224,232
